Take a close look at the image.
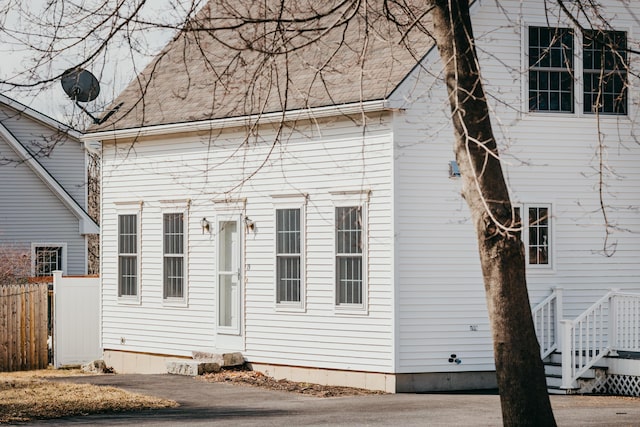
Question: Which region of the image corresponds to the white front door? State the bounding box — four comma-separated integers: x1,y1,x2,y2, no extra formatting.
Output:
216,216,243,350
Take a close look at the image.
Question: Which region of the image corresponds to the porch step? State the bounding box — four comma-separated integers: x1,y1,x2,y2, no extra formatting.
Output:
166,351,245,376
543,352,608,395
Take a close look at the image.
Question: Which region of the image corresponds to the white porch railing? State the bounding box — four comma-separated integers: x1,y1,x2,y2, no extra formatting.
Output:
559,291,640,389
613,292,640,353
532,287,562,359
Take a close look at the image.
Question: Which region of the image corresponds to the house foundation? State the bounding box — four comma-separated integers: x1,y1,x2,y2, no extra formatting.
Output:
103,350,497,393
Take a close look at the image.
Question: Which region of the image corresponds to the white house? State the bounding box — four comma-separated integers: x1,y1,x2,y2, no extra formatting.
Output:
0,95,99,278
84,0,640,393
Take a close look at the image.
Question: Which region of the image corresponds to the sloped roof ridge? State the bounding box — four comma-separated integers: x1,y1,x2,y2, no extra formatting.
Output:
89,0,435,132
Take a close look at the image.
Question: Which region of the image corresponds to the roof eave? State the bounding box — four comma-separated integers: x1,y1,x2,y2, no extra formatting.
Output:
0,121,99,235
82,99,392,142
0,94,82,140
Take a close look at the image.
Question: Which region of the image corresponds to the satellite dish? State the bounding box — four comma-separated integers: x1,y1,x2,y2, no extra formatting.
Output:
61,68,100,102
60,67,122,125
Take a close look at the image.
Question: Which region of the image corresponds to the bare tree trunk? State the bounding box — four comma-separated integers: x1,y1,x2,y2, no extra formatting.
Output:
428,1,556,425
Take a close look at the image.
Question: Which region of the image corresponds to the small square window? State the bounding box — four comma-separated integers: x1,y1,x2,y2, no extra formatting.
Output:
34,246,62,276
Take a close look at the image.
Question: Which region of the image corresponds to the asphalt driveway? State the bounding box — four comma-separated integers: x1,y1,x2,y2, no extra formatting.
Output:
26,374,640,426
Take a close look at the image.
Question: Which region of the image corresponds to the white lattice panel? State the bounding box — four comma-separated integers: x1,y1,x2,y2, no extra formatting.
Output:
595,375,640,396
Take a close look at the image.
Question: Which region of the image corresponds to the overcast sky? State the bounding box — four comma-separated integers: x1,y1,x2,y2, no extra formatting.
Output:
0,1,192,126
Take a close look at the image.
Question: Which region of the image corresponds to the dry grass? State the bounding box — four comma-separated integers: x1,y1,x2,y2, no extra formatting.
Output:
0,369,178,424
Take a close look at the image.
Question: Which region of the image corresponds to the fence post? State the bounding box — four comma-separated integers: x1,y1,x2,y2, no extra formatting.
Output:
560,319,575,389
608,289,619,357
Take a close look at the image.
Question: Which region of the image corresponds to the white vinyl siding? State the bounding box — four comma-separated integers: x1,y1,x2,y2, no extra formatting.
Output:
390,0,640,374
99,113,394,371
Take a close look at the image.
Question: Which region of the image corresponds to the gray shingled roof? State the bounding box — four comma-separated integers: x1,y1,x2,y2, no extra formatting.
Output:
92,0,434,132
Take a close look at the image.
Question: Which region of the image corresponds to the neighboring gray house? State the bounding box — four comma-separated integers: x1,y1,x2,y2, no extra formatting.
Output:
0,94,99,278
85,0,640,394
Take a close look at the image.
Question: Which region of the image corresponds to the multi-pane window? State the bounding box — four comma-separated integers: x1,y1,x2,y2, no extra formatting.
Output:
118,214,137,297
528,207,550,265
34,246,62,276
163,213,184,299
335,206,363,305
583,30,627,114
515,205,551,267
529,27,574,112
276,208,301,304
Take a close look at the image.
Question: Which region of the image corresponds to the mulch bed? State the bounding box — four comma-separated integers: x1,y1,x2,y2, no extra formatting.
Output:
200,366,386,397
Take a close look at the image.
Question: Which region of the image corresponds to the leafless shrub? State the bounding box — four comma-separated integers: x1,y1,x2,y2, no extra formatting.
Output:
0,244,30,285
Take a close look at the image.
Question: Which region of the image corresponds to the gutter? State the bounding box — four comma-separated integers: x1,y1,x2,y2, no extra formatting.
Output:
81,99,390,142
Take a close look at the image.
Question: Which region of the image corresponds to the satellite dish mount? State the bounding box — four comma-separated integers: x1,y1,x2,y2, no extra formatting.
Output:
61,67,122,125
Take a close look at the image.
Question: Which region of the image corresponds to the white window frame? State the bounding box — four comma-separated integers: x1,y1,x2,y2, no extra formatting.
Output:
31,243,67,277
272,195,306,312
117,212,141,302
331,191,369,314
582,29,628,115
523,21,631,118
526,25,575,114
161,200,189,306
515,203,554,271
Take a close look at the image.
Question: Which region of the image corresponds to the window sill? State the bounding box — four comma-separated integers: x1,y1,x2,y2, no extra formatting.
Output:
524,110,629,119
275,303,306,313
117,296,141,305
162,298,188,308
334,305,368,316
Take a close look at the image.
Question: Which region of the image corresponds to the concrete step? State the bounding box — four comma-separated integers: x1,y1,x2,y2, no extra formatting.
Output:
547,385,579,395
166,351,245,376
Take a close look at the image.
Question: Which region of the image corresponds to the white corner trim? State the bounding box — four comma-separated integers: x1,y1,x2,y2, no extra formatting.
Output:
0,122,99,235
81,100,390,142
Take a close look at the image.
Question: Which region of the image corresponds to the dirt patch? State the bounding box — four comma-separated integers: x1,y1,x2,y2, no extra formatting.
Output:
0,370,177,424
201,367,386,397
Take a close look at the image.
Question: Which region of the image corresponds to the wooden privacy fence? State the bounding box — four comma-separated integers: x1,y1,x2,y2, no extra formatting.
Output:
0,283,49,371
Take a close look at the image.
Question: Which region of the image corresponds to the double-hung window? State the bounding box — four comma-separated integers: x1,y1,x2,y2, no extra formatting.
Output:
276,208,302,305
528,26,628,115
515,205,552,268
163,212,185,300
118,214,138,297
529,27,574,112
583,30,627,114
335,206,365,307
